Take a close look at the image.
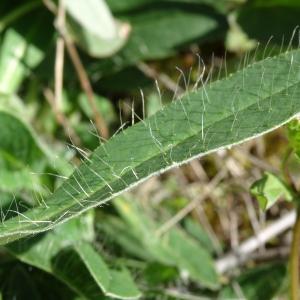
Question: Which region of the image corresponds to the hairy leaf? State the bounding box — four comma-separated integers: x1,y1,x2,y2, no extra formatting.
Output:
1,49,300,245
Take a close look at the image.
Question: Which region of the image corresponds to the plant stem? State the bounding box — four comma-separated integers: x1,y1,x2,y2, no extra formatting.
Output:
290,207,300,300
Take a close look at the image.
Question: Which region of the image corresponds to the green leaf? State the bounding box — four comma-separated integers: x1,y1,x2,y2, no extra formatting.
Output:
78,93,116,124
184,218,215,253
144,262,178,286
250,0,300,7
219,263,287,300
288,119,300,158
63,0,130,57
165,228,219,290
96,2,227,75
110,198,219,289
0,10,52,94
106,269,141,299
1,48,300,246
6,213,141,299
0,110,47,194
0,1,41,32
237,5,300,45
98,215,154,261
0,110,45,168
112,197,176,265
75,242,141,299
106,0,228,14
250,172,294,210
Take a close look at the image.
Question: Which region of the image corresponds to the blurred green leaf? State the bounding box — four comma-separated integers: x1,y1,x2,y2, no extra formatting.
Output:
165,228,219,290
0,10,52,94
6,212,140,299
0,28,43,94
144,262,177,286
112,198,219,289
288,119,300,158
250,0,300,7
95,2,227,75
78,93,116,125
75,242,141,299
106,269,141,299
0,110,47,194
0,1,41,32
250,172,294,210
219,263,287,300
237,5,300,45
64,0,130,57
113,197,175,265
6,214,103,299
184,218,215,254
98,214,154,261
106,0,228,14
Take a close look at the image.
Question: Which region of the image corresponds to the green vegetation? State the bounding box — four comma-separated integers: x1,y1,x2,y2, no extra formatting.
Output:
0,0,300,299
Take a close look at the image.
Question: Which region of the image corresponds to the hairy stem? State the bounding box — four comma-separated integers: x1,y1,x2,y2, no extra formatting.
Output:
290,207,300,300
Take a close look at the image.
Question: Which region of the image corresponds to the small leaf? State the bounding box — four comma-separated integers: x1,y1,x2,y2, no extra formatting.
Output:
250,172,294,210
288,119,300,158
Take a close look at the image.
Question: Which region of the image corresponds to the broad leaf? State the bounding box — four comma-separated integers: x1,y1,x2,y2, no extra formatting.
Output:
1,48,300,247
